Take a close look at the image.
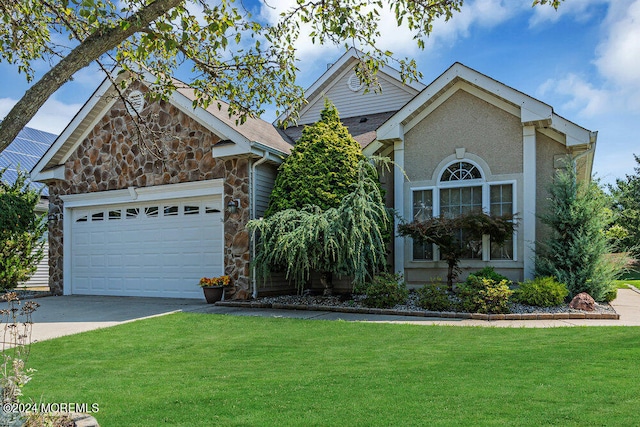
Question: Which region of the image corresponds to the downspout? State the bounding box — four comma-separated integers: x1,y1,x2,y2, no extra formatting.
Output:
250,149,269,299
571,131,597,180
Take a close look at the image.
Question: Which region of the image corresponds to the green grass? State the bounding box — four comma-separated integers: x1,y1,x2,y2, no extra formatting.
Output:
23,314,640,426
614,265,640,289
614,279,640,289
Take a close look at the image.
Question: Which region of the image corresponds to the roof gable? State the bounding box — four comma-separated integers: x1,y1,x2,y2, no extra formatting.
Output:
278,48,425,125
377,62,596,149
31,70,291,181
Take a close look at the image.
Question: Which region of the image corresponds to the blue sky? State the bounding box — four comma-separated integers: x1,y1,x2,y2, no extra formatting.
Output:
1,0,638,186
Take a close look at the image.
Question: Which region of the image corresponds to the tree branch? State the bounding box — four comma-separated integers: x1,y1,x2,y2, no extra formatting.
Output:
0,0,184,154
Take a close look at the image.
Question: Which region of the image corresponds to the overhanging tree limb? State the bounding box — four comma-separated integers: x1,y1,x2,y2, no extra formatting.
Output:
0,0,184,153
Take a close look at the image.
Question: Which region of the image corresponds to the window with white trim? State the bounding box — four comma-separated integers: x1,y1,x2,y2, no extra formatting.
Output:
411,160,515,261
489,183,514,260
412,189,433,260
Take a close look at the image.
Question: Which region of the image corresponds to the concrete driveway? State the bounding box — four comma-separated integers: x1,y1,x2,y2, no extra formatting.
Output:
4,288,640,345
4,295,208,344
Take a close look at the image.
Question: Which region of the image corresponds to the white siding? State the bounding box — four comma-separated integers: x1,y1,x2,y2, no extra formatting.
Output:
20,243,49,289
299,70,418,125
254,163,278,218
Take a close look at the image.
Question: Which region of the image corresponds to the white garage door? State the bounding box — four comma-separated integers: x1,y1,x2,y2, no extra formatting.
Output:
70,196,223,298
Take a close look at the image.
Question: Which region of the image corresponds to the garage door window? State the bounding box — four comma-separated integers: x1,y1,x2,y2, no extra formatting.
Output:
184,205,199,215
145,207,158,217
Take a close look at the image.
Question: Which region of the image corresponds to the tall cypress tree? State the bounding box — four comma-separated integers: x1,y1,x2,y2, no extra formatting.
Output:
534,162,619,301
608,154,640,257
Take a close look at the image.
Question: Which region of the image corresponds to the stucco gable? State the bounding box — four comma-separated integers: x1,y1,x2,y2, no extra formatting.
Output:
376,62,596,151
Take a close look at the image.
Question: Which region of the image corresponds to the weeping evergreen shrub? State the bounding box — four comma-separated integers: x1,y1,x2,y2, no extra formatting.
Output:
534,161,620,301
248,160,391,292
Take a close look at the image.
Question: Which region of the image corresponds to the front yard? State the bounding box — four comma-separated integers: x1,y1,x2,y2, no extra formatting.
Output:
23,313,640,426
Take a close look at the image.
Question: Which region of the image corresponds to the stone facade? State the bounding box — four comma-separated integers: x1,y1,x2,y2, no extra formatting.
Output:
47,85,250,295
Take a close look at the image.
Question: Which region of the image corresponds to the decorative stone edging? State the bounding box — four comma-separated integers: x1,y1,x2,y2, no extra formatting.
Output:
215,301,620,320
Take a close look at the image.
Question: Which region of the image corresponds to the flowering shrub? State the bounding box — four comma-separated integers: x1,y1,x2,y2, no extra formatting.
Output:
199,275,231,287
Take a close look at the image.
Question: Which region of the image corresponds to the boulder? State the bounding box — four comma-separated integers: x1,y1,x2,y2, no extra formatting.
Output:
569,292,596,311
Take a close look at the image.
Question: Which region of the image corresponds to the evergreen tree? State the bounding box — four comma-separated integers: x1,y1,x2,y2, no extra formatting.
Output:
534,162,619,301
608,154,640,257
265,100,365,216
0,169,46,290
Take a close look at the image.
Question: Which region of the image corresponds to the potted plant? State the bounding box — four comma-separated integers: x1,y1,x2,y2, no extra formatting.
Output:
199,275,231,303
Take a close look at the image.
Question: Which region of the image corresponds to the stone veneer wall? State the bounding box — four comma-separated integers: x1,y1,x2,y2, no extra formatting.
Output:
47,85,250,295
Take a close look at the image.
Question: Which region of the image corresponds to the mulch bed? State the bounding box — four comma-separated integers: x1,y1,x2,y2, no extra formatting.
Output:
217,292,620,321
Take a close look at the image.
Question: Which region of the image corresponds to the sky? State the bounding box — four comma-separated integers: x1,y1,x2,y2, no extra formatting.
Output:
0,0,638,186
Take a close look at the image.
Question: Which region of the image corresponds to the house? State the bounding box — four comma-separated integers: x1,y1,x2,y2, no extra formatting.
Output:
31,71,293,298
0,125,57,287
31,49,596,298
279,49,595,286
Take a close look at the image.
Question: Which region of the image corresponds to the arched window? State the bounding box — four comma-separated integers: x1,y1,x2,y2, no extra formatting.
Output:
411,159,514,262
440,161,482,182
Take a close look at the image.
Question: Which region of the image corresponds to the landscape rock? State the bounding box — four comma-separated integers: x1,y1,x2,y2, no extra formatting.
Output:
569,292,596,311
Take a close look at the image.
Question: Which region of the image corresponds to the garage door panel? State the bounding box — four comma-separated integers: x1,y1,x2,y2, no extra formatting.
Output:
70,196,223,298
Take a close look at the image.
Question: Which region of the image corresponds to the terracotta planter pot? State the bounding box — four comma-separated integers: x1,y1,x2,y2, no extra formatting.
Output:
202,286,224,304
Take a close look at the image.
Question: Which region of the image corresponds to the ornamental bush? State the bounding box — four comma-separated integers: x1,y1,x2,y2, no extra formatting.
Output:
0,168,46,291
359,273,408,309
416,281,451,311
458,275,513,314
512,276,568,307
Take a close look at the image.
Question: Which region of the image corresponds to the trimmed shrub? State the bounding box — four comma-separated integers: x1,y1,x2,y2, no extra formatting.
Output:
360,273,408,309
469,266,511,284
266,100,365,216
512,276,568,307
458,275,513,314
416,281,451,311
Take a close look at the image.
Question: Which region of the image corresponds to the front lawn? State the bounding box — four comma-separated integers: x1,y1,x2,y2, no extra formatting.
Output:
23,314,640,426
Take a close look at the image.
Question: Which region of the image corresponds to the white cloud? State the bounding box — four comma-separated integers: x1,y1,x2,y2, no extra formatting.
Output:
594,0,640,90
534,1,640,117
538,74,613,117
28,98,83,134
1,96,82,135
257,0,522,64
0,98,17,121
70,65,109,89
528,0,608,27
